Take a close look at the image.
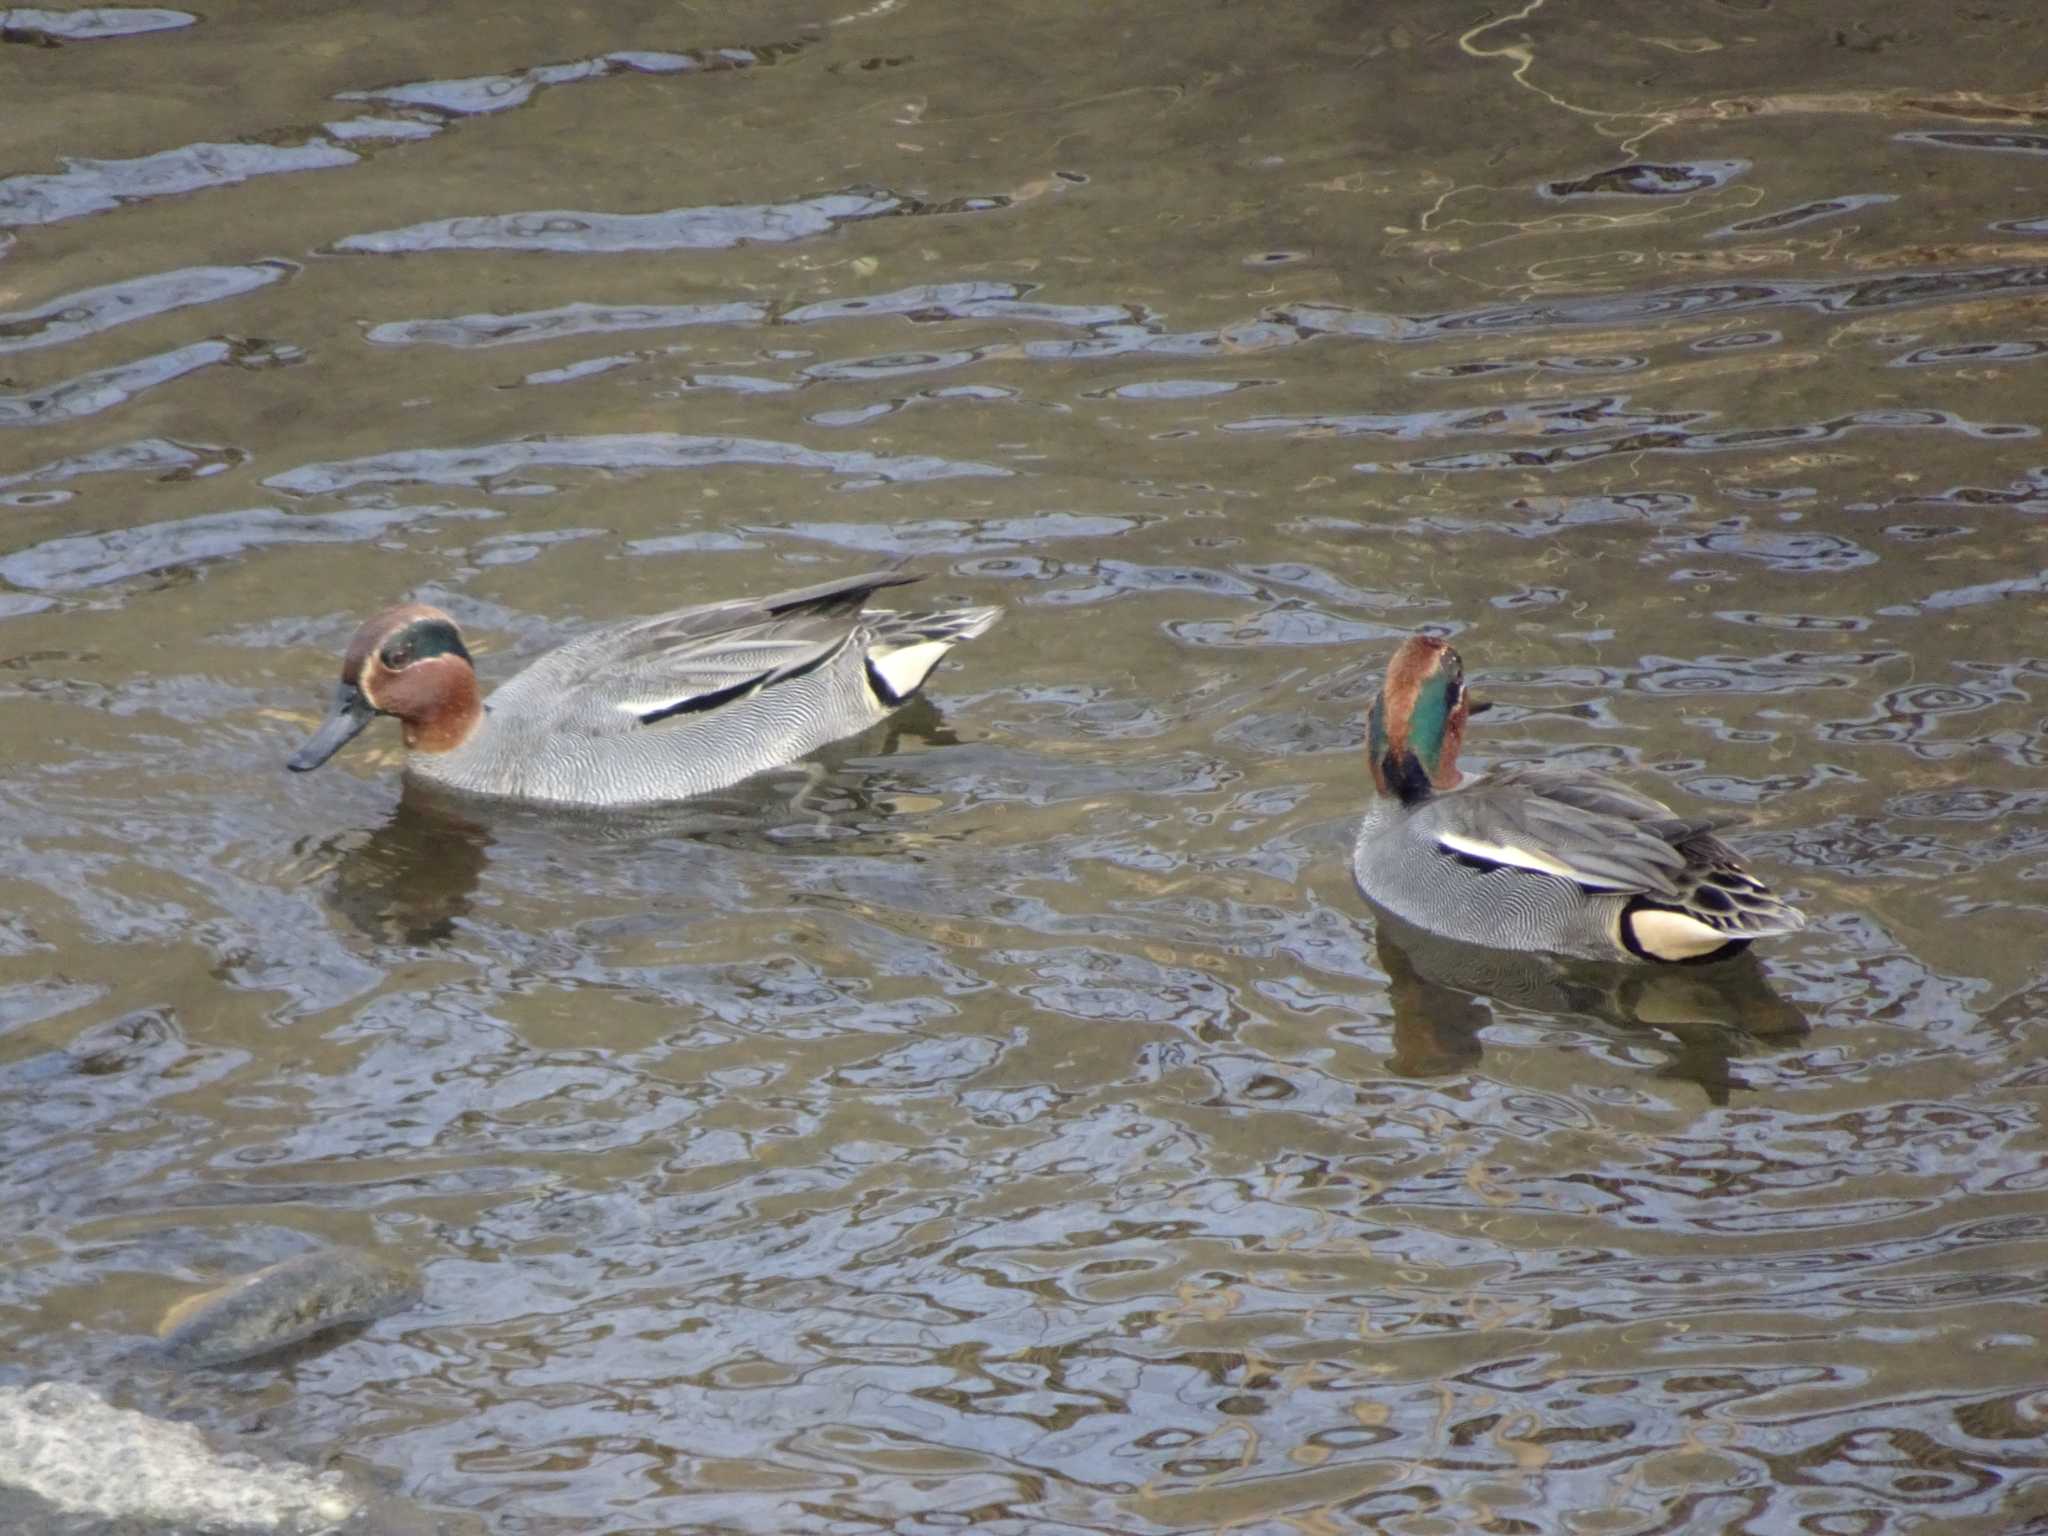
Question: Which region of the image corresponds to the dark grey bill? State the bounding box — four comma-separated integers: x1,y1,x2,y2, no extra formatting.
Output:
287,682,379,771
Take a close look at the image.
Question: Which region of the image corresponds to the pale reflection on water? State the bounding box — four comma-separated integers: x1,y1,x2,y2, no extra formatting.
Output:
4,0,2048,1531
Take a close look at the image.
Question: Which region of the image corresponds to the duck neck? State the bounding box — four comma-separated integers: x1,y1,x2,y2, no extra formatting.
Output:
401,665,483,755
1369,693,1439,805
1379,748,1438,805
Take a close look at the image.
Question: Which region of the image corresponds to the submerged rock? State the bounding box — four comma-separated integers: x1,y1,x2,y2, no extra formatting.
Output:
157,1247,421,1369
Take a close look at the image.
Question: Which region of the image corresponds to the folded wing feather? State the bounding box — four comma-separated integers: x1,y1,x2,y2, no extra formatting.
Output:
1421,765,1739,897
477,569,917,736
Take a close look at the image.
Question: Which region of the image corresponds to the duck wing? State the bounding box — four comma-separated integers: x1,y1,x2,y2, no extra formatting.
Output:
1410,764,1736,898
1412,764,1805,951
487,568,922,737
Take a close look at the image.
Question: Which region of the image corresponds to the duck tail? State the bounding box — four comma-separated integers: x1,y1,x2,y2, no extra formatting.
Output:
864,604,1002,703
762,565,925,619
1621,851,1807,962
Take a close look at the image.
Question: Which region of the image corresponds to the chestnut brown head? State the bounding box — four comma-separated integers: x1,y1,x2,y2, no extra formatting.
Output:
1365,634,1484,802
288,604,479,771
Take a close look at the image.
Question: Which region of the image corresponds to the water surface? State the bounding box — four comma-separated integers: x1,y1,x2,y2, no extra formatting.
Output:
4,2,2047,1531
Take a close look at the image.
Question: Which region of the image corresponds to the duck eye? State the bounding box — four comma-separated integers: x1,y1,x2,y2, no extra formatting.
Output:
380,642,414,668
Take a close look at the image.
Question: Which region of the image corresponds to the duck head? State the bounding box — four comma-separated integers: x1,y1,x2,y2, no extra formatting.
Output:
1367,634,1484,803
288,604,481,772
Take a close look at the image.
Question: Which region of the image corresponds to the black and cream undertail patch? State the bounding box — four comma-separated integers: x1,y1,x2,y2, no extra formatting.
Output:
1619,898,1745,964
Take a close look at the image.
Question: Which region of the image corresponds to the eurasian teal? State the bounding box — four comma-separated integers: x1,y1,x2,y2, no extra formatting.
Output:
288,568,999,807
1352,635,1806,962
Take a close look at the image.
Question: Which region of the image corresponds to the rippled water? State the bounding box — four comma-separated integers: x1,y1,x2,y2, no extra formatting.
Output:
5,2,2048,1531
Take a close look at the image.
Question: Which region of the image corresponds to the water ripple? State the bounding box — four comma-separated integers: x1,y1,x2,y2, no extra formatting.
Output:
367,298,772,348
1541,160,1750,198
1,7,194,40
336,38,810,120
1282,262,2048,341
0,262,291,354
334,190,1009,256
0,505,486,591
0,140,357,228
1889,339,2048,368
1227,394,1703,441
1710,193,1896,238
0,340,237,427
1356,409,2028,476
263,433,1012,496
1658,523,1879,574
0,437,243,495
1897,129,2048,157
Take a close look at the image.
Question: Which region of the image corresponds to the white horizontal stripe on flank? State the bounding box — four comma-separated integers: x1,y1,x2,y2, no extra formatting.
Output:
1435,830,1632,889
615,685,759,716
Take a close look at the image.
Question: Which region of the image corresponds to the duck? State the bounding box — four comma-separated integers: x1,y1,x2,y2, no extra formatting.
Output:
1352,635,1806,963
287,568,999,807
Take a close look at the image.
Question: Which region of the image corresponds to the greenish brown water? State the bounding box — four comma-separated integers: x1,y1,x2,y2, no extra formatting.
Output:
4,2,2047,1531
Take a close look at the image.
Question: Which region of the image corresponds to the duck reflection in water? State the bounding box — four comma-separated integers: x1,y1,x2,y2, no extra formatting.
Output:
314,780,495,946
1370,906,1808,1105
307,697,958,945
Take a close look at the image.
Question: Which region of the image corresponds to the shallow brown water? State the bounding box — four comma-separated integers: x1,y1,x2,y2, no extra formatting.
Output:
4,2,2048,1532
